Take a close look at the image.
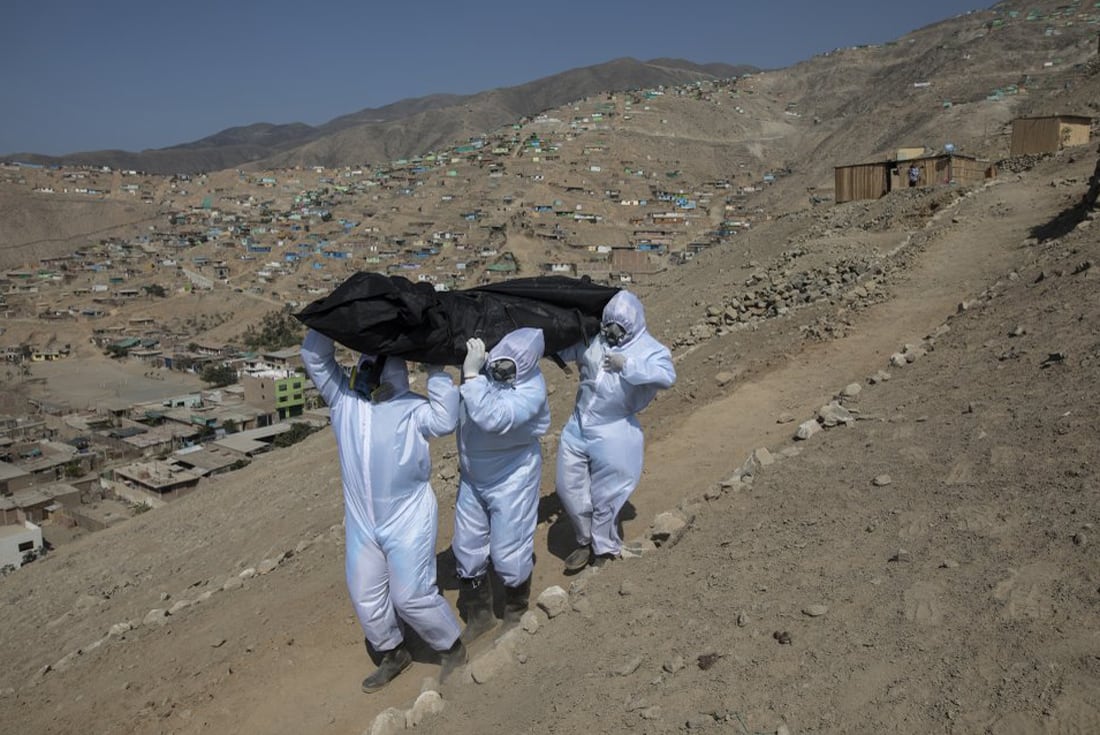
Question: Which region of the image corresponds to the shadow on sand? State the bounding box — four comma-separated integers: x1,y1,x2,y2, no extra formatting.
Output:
366,490,637,667
1029,196,1089,243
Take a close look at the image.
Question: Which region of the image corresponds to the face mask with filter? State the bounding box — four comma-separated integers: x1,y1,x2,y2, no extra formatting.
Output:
601,321,628,347
351,355,395,402
486,358,517,385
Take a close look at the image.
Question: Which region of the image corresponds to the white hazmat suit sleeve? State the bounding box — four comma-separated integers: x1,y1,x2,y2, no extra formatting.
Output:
460,375,546,434
619,342,676,390
556,340,587,366
416,369,460,438
301,328,349,408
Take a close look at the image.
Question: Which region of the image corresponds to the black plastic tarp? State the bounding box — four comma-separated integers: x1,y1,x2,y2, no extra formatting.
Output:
294,273,619,364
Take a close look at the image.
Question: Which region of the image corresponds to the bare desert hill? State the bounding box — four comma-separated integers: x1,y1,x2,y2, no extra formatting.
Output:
1,1,1099,734
3,57,755,175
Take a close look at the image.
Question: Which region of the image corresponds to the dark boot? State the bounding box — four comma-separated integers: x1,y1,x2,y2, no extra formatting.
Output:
361,644,412,693
564,545,592,573
501,575,532,628
437,638,467,683
458,574,496,644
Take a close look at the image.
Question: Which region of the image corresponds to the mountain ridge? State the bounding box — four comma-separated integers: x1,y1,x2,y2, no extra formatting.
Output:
3,57,757,174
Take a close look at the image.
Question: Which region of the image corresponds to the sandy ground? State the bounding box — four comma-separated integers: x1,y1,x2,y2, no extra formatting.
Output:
9,358,206,410
1,142,1097,735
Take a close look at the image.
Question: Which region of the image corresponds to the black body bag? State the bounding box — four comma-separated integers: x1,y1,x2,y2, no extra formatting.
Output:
294,272,619,364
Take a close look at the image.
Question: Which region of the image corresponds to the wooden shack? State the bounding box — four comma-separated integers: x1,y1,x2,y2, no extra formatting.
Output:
1010,115,1092,155
835,153,994,204
834,162,890,203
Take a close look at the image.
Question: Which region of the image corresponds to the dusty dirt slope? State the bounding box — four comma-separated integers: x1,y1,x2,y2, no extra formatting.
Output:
1,145,1098,734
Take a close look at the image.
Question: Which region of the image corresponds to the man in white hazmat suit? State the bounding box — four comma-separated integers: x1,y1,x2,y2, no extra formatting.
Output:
300,329,466,693
555,290,676,571
453,327,550,643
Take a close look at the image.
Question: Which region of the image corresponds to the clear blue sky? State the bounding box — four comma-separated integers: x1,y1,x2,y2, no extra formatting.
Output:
2,0,988,156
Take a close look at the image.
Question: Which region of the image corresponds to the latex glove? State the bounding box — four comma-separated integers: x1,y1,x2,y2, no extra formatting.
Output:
463,338,487,379
602,352,626,373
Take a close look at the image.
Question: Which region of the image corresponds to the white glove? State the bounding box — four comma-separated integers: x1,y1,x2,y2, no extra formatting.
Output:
602,352,626,373
463,338,487,379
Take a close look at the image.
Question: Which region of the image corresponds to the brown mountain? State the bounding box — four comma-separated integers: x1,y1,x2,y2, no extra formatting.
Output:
4,58,756,175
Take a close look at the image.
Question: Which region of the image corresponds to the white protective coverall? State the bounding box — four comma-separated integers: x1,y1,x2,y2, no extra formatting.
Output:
555,290,676,556
454,327,550,587
300,329,461,653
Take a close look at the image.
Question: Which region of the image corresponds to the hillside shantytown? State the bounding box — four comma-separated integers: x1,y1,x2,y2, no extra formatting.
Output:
2,0,1100,733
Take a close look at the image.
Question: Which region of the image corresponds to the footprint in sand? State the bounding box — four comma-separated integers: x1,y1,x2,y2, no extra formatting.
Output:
898,511,931,542
989,445,1023,470
944,459,975,485
951,505,1011,538
991,565,1055,621
903,581,944,625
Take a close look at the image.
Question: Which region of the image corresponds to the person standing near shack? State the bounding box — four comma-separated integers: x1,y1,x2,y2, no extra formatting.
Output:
908,163,921,188
555,290,676,572
452,327,550,643
300,329,466,693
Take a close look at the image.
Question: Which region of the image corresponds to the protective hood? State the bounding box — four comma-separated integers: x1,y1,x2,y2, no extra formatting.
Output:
601,291,647,347
488,327,544,381
378,356,410,397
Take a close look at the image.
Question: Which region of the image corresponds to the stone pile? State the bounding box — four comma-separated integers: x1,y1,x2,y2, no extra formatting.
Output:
997,152,1053,175
673,254,886,348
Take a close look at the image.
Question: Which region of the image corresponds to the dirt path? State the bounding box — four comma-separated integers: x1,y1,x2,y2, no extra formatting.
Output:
633,179,1041,521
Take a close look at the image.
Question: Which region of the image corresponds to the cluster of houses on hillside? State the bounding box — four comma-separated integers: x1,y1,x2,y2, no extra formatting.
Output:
834,114,1093,204
0,345,324,573
1,75,780,323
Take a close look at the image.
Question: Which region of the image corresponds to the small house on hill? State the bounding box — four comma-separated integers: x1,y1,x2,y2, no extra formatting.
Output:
1010,115,1091,155
834,153,994,204
612,249,662,276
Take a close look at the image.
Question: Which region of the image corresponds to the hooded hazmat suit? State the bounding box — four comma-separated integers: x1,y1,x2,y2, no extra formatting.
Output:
555,291,676,557
301,329,461,653
454,327,550,587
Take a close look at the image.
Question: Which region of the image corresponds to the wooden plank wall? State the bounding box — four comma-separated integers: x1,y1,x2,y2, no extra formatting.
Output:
1012,118,1061,155
834,163,888,203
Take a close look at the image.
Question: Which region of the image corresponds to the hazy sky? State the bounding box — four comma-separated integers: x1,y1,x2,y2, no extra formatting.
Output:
2,0,988,156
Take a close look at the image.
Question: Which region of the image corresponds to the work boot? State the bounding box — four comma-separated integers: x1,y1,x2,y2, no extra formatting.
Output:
501,575,532,629
564,545,592,573
458,574,497,644
437,638,467,683
360,644,412,693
